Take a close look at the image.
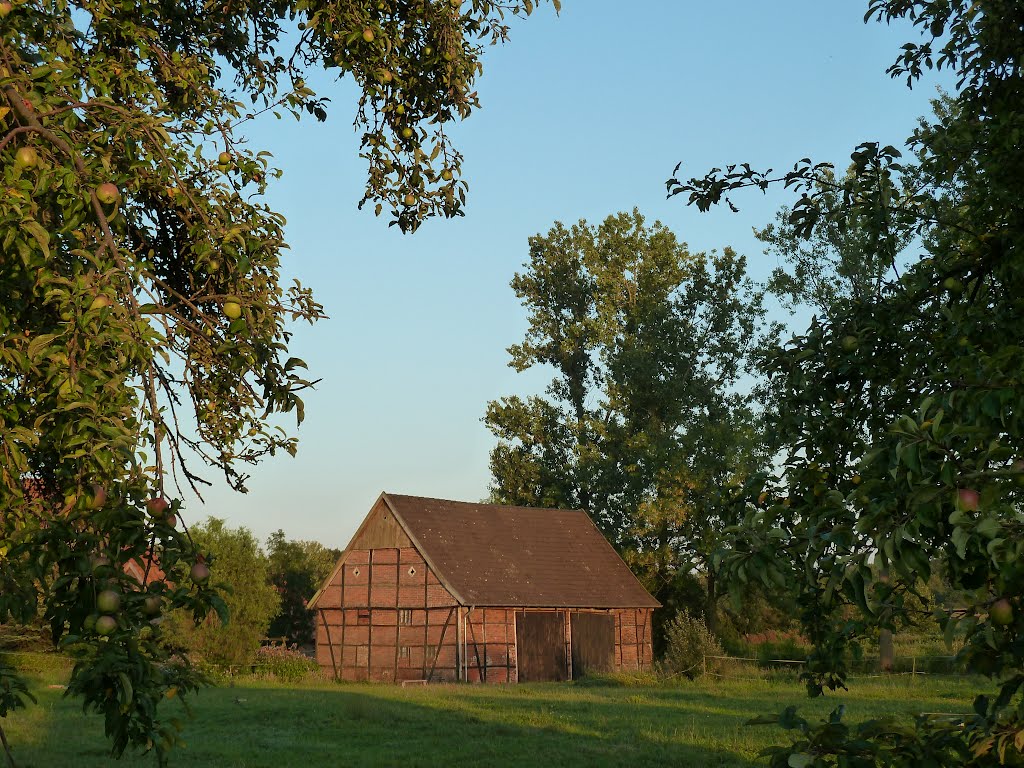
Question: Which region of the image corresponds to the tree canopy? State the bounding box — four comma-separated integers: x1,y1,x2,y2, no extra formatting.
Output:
669,1,1024,763
485,209,774,632
0,0,553,762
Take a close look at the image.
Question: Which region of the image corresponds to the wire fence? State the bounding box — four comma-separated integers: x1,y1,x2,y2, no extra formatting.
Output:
702,653,966,681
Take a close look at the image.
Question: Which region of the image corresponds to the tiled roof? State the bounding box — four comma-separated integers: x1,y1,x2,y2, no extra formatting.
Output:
382,494,660,608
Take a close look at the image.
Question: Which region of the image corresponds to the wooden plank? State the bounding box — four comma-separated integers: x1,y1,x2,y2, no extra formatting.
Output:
515,611,567,682
570,612,615,678
467,611,484,683
393,549,400,678
367,549,373,677
350,500,413,550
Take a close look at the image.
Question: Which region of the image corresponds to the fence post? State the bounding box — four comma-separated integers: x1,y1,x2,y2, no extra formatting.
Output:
912,656,916,676
702,655,707,677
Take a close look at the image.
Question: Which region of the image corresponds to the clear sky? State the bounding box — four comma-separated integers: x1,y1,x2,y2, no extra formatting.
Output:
183,2,954,549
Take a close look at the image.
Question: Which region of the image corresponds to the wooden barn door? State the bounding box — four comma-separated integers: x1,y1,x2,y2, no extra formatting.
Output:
515,611,567,682
570,612,615,678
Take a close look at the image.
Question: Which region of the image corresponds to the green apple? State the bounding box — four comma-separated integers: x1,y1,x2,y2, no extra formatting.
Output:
841,335,859,352
362,28,374,42
218,151,231,166
440,169,453,181
143,595,162,616
96,590,121,613
95,615,117,636
89,294,111,311
15,146,38,168
222,300,242,320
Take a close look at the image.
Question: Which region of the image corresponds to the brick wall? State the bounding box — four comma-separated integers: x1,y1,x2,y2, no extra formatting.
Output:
316,546,655,683
316,547,461,682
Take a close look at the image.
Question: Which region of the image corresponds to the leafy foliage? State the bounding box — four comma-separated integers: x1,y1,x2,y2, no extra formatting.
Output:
1,0,552,760
670,0,1024,763
265,530,339,646
659,610,722,679
164,518,280,671
484,210,775,635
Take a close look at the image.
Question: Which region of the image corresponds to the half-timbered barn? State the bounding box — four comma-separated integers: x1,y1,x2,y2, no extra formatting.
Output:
309,493,659,683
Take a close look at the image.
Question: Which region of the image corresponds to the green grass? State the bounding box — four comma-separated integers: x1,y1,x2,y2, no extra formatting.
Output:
1,660,982,767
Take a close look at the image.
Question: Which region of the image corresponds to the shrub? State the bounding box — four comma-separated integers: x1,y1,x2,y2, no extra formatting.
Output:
660,610,724,678
253,645,319,682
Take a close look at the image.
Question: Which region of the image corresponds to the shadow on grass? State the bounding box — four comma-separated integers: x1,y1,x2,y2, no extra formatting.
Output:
10,679,760,768
4,674,979,767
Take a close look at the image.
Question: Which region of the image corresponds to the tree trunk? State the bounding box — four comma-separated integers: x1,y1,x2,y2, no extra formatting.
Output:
0,722,17,768
704,569,718,637
879,628,894,673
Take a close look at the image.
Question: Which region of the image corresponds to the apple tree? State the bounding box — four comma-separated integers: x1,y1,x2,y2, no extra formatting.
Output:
0,0,554,763
668,1,1024,763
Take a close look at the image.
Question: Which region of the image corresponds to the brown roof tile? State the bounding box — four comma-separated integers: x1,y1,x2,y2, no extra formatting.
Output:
383,493,660,609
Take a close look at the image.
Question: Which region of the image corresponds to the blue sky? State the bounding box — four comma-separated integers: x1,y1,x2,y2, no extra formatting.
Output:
186,2,954,548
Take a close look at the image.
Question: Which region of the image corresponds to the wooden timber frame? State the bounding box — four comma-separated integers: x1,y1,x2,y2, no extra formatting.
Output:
310,493,658,683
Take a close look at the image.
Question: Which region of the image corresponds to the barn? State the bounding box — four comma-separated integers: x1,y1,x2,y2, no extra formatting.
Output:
308,493,659,683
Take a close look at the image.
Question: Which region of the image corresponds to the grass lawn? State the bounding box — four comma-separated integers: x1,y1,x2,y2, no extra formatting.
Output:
1,659,980,767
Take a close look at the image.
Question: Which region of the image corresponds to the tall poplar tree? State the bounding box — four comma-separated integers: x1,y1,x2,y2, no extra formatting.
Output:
486,210,774,630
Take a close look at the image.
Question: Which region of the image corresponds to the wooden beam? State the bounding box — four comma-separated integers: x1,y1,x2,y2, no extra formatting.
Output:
427,606,455,682
318,609,339,682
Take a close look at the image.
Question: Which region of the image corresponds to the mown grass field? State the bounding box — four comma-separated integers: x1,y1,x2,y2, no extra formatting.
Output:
2,658,981,767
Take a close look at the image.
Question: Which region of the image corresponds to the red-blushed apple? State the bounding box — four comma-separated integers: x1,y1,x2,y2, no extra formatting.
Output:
0,3,12,18
222,300,242,320
362,28,374,42
97,590,121,613
15,146,37,168
190,562,210,585
404,193,416,207
96,182,120,205
90,483,107,509
956,488,980,512
990,598,1014,626
146,497,169,518
95,615,117,636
